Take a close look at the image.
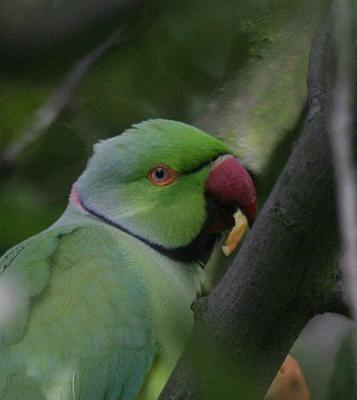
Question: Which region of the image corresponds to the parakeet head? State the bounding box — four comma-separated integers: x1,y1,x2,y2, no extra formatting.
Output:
72,119,256,263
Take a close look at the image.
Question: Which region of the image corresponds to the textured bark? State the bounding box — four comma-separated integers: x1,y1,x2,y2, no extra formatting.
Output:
159,17,345,400
328,0,357,374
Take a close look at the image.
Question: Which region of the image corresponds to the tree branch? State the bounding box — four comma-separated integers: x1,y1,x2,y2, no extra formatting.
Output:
195,0,329,174
328,0,357,368
329,0,357,322
159,15,344,400
321,280,351,317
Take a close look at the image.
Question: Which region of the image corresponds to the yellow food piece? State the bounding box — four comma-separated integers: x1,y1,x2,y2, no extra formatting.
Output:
222,210,248,256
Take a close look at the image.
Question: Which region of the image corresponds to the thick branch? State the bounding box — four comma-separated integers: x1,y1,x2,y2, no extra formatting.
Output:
195,0,329,174
329,0,357,323
329,0,357,372
320,276,351,317
159,17,341,400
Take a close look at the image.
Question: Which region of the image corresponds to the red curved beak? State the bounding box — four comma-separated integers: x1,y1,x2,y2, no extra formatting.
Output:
206,155,257,225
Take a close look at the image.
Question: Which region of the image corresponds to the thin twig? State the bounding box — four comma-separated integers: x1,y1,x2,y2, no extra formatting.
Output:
1,25,129,164
329,0,357,365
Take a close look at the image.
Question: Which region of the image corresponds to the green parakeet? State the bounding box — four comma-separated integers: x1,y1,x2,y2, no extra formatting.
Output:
0,119,256,400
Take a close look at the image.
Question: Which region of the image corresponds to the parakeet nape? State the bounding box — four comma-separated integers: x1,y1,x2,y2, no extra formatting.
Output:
0,119,256,400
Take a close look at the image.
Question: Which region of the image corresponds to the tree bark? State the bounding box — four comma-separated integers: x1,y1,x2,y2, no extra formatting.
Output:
328,0,357,374
159,15,347,400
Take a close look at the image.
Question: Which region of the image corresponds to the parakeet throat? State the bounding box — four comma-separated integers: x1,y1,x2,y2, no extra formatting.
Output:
70,185,229,264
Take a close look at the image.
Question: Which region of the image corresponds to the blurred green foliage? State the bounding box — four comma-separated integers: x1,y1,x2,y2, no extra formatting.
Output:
0,0,327,253
0,0,261,252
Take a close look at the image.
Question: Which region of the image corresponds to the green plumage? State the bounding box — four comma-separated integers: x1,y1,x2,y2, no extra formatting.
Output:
0,120,229,399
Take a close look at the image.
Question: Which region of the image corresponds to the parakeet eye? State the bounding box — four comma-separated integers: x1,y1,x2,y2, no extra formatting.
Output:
148,165,176,186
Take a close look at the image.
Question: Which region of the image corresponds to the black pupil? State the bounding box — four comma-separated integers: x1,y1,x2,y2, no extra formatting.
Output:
155,168,166,180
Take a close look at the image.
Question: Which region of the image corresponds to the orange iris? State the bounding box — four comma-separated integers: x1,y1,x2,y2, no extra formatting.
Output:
148,165,177,186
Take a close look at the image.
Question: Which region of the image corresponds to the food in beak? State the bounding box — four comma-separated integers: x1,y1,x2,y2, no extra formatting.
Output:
206,155,257,255
222,210,249,256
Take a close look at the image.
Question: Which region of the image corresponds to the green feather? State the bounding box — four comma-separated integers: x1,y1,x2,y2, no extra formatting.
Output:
0,119,229,399
77,119,228,248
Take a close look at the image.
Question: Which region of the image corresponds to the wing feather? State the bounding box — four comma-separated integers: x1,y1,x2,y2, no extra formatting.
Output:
0,224,155,399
